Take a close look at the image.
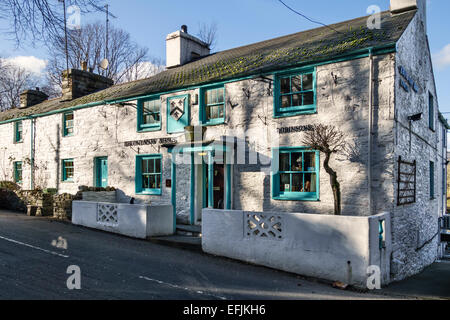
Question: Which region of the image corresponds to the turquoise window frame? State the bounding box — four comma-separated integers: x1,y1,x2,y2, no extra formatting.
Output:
429,92,434,131
14,121,23,143
430,160,435,199
62,159,74,182
273,67,317,118
63,111,74,136
199,85,226,125
137,96,161,132
271,147,320,201
135,154,162,195
14,161,22,184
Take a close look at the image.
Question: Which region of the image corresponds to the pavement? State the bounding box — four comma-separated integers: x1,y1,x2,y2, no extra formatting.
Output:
379,260,450,299
0,209,447,300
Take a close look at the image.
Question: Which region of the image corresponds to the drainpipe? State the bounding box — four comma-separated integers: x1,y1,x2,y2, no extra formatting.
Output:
368,49,374,216
30,117,35,190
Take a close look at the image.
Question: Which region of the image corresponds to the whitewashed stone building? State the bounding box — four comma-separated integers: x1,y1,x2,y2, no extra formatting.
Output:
0,0,447,282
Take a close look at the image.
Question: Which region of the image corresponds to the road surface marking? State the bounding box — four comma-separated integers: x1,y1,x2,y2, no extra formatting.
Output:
0,235,69,258
139,275,226,300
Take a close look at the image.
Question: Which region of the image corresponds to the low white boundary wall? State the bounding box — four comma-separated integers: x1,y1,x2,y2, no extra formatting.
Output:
202,209,391,287
72,201,173,239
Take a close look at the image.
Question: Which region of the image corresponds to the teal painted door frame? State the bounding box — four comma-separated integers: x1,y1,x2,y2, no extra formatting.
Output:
95,157,108,188
169,146,232,227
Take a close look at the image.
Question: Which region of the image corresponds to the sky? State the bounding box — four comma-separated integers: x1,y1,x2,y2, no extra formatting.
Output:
0,0,449,115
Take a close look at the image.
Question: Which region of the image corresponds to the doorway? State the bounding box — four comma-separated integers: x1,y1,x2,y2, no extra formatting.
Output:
95,157,108,188
203,162,225,209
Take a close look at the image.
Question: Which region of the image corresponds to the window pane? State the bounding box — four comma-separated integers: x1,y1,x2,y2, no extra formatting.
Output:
303,92,314,105
149,175,156,189
217,89,224,103
292,173,303,192
280,77,290,94
304,173,316,192
279,153,290,171
212,89,218,104
156,174,161,189
65,113,74,121
281,95,290,108
149,159,155,173
291,153,303,171
291,75,302,92
218,106,224,118
142,159,148,173
280,173,290,192
143,175,149,189
302,73,313,90
206,105,211,119
292,94,302,107
152,101,160,112
304,152,315,171
206,90,211,105
155,159,161,173
211,106,218,119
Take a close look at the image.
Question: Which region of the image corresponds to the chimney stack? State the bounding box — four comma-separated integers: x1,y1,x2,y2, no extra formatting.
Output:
61,68,114,101
19,88,48,109
390,0,427,33
166,25,210,69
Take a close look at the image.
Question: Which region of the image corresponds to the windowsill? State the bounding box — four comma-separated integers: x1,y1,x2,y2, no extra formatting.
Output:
138,126,161,133
136,190,162,196
63,134,74,138
202,120,226,126
14,141,23,144
273,108,316,118
61,180,74,183
273,194,319,201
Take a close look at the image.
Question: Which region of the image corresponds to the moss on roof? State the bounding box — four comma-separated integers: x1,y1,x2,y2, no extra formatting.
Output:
0,10,416,123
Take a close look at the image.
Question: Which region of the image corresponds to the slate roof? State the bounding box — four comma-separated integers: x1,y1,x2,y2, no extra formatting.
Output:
0,9,416,123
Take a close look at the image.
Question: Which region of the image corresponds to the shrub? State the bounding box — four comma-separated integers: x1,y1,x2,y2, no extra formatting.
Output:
0,181,21,191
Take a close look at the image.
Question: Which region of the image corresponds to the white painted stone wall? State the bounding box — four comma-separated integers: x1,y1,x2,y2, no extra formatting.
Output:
392,12,444,281
72,201,173,238
202,209,391,287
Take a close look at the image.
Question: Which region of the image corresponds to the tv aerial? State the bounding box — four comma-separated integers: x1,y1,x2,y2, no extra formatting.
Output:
93,3,118,70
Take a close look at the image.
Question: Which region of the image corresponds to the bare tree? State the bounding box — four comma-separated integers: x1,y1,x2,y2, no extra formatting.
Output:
197,22,218,50
302,124,347,215
120,56,166,83
0,0,104,46
45,22,164,93
0,61,36,111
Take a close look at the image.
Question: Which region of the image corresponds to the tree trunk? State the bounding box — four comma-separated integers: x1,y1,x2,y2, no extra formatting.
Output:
323,152,341,215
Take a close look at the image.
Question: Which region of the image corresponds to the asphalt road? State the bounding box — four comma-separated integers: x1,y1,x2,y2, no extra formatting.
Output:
0,209,405,300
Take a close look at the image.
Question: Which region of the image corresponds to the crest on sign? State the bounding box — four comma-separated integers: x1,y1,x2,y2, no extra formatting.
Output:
169,97,185,121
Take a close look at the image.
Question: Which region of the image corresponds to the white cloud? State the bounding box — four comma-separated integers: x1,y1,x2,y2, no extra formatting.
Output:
433,44,450,70
2,56,48,75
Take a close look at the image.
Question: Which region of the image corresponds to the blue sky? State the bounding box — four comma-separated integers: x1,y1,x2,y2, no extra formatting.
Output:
1,0,449,115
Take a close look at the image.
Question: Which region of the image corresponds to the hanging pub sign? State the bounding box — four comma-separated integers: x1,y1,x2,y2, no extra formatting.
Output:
169,97,186,121
398,66,419,93
124,137,177,147
278,125,314,134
